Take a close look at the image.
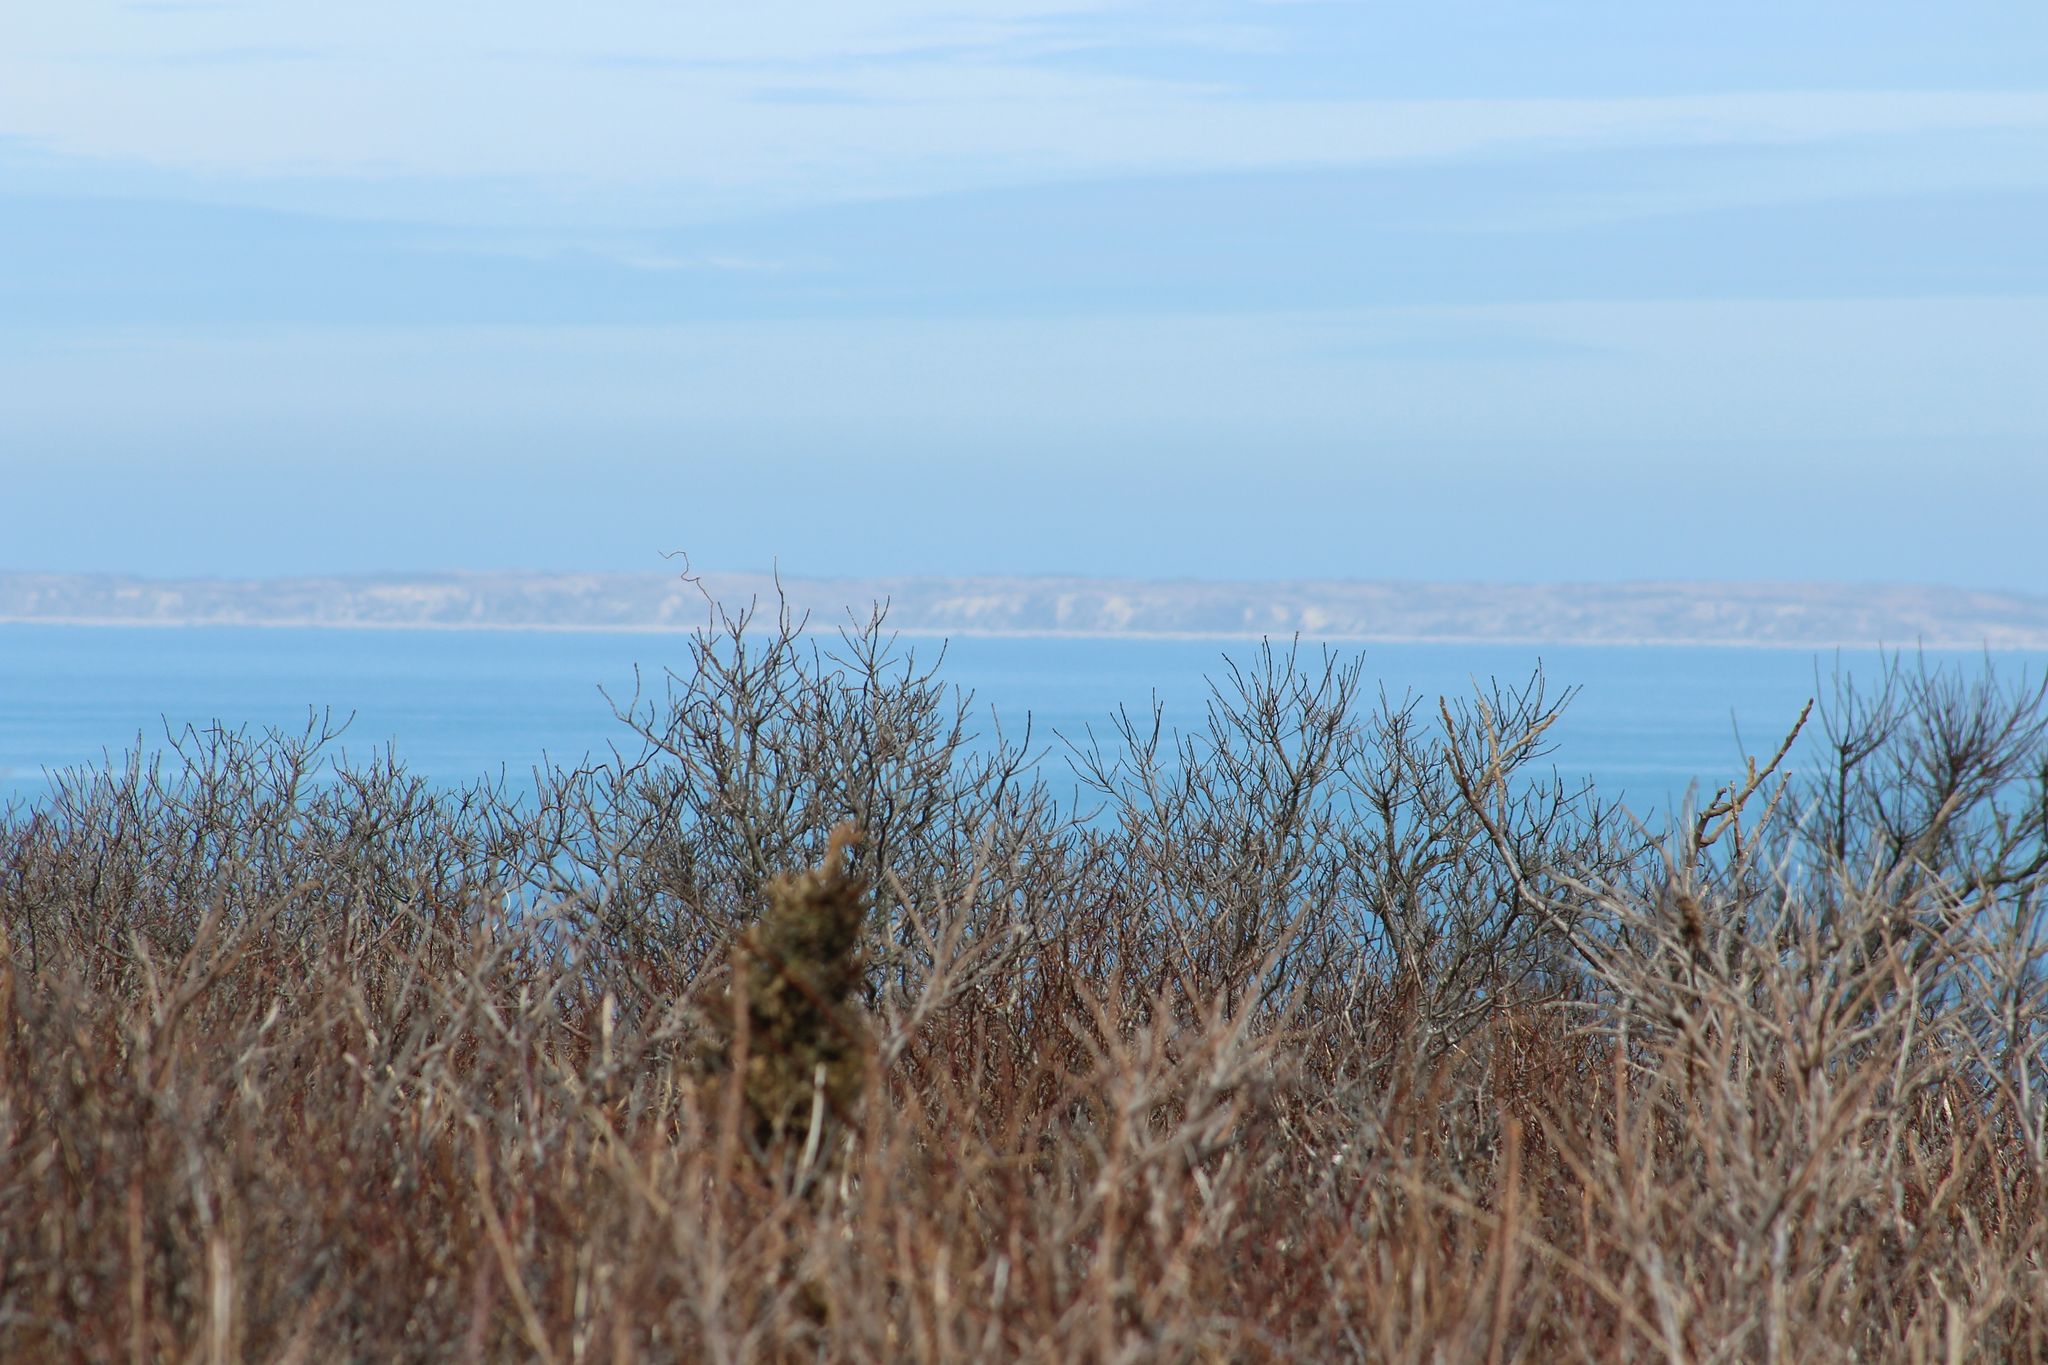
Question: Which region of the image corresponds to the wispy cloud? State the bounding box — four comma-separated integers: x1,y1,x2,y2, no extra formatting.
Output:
6,3,2047,223
92,44,336,68
7,58,2048,220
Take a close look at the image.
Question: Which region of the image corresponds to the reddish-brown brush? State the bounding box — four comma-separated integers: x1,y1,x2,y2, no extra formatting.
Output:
3,602,2044,1361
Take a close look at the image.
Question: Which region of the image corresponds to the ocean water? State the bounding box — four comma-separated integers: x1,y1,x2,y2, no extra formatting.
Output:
4,624,2044,818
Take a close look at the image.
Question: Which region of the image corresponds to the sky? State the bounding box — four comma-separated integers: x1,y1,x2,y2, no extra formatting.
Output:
3,2,2046,588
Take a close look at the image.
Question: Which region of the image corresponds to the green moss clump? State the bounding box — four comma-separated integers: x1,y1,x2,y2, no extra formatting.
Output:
717,822,871,1150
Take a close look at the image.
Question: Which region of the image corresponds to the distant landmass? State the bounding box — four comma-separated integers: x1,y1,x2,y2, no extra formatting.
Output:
4,571,2047,649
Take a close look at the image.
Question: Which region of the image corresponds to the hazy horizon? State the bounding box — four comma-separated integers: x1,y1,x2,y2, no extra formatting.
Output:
8,564,2048,592
6,5,2046,590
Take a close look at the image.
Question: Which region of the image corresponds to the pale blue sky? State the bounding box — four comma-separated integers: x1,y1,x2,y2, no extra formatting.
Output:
3,2,2046,586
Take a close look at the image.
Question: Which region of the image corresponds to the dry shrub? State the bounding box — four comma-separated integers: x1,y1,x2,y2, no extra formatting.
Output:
2,602,2043,1362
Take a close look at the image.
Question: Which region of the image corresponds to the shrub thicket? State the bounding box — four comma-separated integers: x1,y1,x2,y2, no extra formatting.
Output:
2,597,2044,1361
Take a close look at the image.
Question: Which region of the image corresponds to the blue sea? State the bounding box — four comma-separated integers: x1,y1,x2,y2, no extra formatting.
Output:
4,624,2044,818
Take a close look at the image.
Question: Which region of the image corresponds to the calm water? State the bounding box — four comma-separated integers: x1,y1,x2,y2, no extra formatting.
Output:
4,624,2043,816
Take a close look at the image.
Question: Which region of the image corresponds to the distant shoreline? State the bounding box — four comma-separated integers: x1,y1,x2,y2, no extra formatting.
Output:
2,616,2041,654
5,571,2048,651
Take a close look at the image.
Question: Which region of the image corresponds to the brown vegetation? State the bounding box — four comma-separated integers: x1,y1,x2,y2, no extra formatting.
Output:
2,597,2045,1361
